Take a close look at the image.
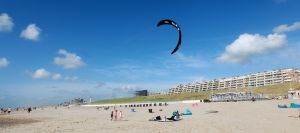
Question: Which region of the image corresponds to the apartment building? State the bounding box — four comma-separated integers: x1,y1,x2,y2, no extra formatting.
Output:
168,68,300,95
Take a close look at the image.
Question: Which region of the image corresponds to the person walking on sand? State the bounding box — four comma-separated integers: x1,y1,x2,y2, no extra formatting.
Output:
111,111,114,121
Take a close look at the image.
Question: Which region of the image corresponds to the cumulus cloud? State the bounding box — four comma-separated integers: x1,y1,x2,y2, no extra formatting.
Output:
20,24,41,41
0,13,14,32
216,33,286,64
0,57,10,68
31,68,78,81
54,49,85,69
273,22,300,34
217,21,300,64
32,68,51,79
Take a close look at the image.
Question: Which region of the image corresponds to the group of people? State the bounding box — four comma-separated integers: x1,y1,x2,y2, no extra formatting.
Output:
0,107,33,114
149,110,181,122
1,107,12,114
110,110,123,121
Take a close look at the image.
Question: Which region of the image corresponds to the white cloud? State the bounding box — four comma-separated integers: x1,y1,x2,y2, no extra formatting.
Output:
0,57,9,68
273,22,300,34
216,33,286,64
20,24,41,41
0,13,14,32
54,49,85,69
217,21,300,64
52,73,62,80
31,68,78,81
32,68,51,79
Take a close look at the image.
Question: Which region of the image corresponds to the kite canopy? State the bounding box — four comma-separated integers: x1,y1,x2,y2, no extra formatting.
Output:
157,19,182,54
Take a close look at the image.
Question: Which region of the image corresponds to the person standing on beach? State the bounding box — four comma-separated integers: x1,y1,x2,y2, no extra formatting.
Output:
28,107,32,113
111,111,114,121
176,110,180,120
119,111,123,120
7,107,11,114
114,110,118,120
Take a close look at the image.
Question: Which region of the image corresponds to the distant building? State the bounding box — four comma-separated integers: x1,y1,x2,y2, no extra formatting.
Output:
135,90,148,96
168,68,300,95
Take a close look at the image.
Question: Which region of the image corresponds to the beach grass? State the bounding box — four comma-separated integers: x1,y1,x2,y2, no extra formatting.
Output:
92,82,300,104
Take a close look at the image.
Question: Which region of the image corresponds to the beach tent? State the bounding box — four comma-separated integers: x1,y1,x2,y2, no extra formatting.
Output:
131,108,136,112
278,104,288,108
290,103,300,108
182,109,192,115
277,103,300,108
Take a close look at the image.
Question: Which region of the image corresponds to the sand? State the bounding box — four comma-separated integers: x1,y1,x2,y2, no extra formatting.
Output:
1,99,300,133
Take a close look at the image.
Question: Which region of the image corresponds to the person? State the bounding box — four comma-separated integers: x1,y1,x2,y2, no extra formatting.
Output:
251,97,256,102
167,115,176,121
28,107,32,113
155,116,162,120
119,111,123,120
7,107,11,114
114,110,118,120
111,111,114,121
176,110,180,120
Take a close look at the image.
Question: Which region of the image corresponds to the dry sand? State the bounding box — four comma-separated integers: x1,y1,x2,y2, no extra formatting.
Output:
1,100,300,133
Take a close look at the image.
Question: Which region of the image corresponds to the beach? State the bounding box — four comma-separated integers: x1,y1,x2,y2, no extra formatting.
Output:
1,100,300,133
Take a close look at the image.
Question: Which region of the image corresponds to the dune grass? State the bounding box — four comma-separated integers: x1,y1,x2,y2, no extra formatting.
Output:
92,82,300,104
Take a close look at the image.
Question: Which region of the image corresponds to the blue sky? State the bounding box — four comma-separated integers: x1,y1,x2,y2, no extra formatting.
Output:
1,0,300,107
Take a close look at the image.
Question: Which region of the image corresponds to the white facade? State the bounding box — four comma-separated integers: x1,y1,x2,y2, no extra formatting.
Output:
168,68,300,95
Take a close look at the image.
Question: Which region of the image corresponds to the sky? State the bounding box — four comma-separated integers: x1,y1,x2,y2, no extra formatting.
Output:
1,0,300,107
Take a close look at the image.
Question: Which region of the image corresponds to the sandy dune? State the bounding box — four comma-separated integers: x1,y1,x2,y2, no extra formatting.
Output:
1,100,300,133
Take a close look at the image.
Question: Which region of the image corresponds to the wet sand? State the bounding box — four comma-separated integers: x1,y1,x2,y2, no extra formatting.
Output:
1,99,300,133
